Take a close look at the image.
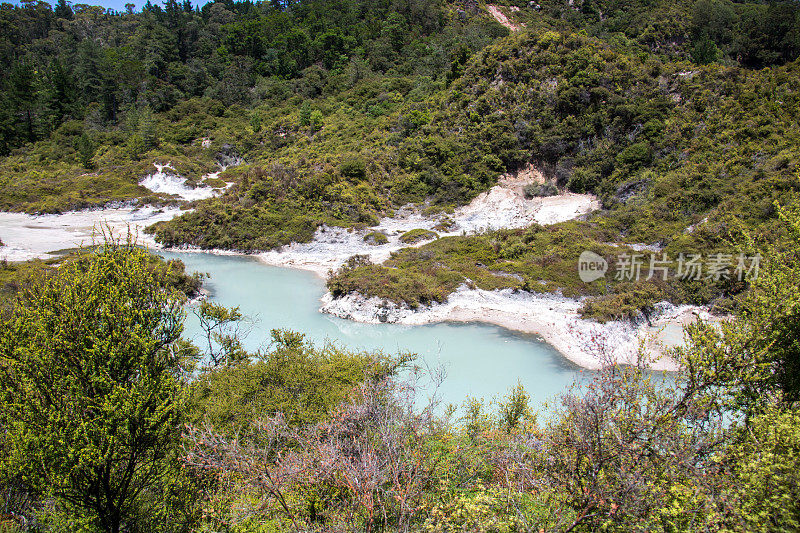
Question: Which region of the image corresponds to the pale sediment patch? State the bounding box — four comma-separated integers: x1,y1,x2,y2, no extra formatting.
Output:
259,225,407,277
321,287,690,371
139,163,225,202
458,187,599,229
258,177,599,276
257,208,447,277
640,304,716,363
0,206,184,261
487,4,524,31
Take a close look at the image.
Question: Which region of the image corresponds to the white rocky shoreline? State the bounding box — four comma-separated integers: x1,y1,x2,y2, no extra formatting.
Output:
0,164,703,371
320,287,698,371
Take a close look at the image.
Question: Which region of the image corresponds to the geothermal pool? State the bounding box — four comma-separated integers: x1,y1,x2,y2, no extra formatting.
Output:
160,251,582,409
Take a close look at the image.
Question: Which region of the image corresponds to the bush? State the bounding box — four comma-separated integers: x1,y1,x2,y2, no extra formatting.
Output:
523,183,558,198
363,231,388,245
0,241,190,532
340,156,367,181
399,228,438,244
75,133,95,169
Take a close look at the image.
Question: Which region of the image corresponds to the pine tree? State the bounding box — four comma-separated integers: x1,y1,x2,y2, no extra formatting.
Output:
54,0,73,20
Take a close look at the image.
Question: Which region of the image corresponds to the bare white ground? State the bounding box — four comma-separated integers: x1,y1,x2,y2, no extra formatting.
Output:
0,206,183,261
487,4,524,31
258,174,599,276
139,163,229,202
322,289,703,371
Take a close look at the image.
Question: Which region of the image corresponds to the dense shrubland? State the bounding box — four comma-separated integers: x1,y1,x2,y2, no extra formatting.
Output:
2,1,800,526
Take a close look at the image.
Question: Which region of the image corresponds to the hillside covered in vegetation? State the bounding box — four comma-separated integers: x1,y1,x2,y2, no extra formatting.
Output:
2,0,800,318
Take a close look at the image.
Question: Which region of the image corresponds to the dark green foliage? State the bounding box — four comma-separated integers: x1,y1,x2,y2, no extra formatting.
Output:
148,199,323,251
1,0,798,269
0,0,505,215
523,183,558,198
76,132,96,169
678,203,800,411
363,230,388,245
2,195,800,532
340,156,366,181
53,0,73,20
327,220,704,316
579,281,666,322
0,0,503,156
691,33,719,65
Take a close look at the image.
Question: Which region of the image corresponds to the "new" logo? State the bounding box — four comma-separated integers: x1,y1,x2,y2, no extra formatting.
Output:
578,251,607,283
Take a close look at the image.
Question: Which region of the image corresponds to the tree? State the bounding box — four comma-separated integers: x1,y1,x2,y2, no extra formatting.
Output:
188,329,401,432
76,132,95,168
298,101,312,126
678,201,800,414
249,109,262,133
691,32,720,65
7,61,38,143
0,240,189,532
196,300,247,368
309,109,324,133
44,57,76,128
54,0,74,20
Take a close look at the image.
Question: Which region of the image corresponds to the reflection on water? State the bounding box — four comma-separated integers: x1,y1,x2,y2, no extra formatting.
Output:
160,251,583,408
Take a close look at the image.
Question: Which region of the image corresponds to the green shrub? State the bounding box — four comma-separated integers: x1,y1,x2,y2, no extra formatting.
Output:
75,133,95,169
399,228,438,244
309,110,324,133
523,183,558,198
189,329,391,431
340,156,367,181
363,231,388,245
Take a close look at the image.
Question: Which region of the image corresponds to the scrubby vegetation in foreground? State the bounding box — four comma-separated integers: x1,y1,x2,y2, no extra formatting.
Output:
1,206,800,532
0,245,202,313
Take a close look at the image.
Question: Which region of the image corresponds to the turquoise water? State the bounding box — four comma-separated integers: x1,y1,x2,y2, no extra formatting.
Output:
160,251,582,408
